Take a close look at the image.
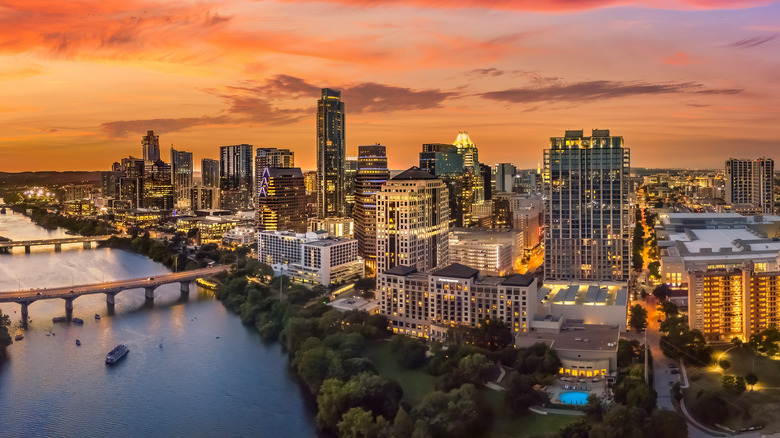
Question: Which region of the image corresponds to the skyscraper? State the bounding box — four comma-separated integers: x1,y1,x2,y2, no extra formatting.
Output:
171,147,193,210
345,155,358,216
420,143,465,227
255,148,294,205
726,158,775,214
353,144,389,271
376,167,450,273
219,144,253,210
142,130,160,162
317,88,346,218
143,160,174,210
494,163,516,193
201,158,220,188
256,167,307,233
543,129,631,282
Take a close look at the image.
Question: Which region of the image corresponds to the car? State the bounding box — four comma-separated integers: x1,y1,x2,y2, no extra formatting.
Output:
68,290,75,294
36,292,42,296
667,363,676,368
148,277,154,281
671,369,680,375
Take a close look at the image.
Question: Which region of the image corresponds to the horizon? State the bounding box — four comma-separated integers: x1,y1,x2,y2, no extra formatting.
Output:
1,1,779,172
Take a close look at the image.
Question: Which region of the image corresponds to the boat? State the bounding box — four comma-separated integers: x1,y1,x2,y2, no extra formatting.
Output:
1,207,6,214
94,314,101,320
14,334,23,341
76,339,81,346
159,337,163,349
52,316,66,323
72,318,84,325
106,344,129,364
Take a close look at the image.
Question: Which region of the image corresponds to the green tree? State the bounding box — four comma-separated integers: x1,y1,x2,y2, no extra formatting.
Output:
718,359,731,371
660,301,678,318
584,394,604,422
745,372,758,391
721,375,746,395
0,309,12,360
391,335,427,369
648,409,688,438
504,372,546,414
652,284,672,301
647,261,661,279
337,407,389,438
629,304,648,332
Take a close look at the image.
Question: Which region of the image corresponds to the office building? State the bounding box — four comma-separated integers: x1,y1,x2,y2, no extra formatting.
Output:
308,217,354,238
376,167,450,274
201,158,220,188
725,157,775,214
256,147,294,169
142,130,160,162
536,282,630,331
171,147,193,210
143,160,174,210
378,263,536,339
353,144,389,270
256,167,307,233
190,182,219,210
258,230,363,285
317,88,346,218
303,171,317,195
543,129,631,282
176,216,238,244
220,144,253,210
345,154,358,216
481,163,493,201
495,163,516,193
101,170,120,200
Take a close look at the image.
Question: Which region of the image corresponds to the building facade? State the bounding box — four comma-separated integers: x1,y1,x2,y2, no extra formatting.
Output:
220,144,253,210
448,228,518,276
353,144,389,271
544,129,631,282
142,130,160,162
376,167,450,274
171,147,193,210
317,88,346,218
378,263,536,339
201,158,220,189
725,158,775,214
256,167,307,233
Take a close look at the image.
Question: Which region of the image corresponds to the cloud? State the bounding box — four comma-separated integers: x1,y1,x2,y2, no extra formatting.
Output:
469,68,506,77
218,75,457,115
662,52,699,65
275,0,774,12
728,34,779,48
100,116,231,138
480,80,742,104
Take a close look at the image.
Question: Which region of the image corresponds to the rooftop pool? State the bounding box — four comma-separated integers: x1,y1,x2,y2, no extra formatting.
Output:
559,391,589,405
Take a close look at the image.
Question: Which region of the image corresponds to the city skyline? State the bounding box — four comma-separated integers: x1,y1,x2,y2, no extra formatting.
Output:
1,1,778,172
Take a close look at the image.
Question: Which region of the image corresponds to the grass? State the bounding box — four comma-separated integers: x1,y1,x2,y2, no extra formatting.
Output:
683,346,780,433
365,341,437,405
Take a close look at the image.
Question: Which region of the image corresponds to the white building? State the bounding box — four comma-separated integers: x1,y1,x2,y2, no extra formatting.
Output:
536,282,629,331
376,167,450,274
258,230,363,285
222,227,257,246
448,228,518,276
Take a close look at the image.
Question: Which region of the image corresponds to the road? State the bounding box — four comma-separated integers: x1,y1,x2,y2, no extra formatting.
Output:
0,265,230,302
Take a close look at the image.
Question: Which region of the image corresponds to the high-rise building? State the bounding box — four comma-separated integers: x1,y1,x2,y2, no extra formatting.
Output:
316,88,346,218
201,158,220,188
118,157,146,208
303,171,317,195
101,170,121,199
353,144,389,271
345,155,358,216
255,148,294,206
453,131,485,206
143,160,174,210
171,147,193,210
494,163,516,193
543,129,631,282
376,167,450,274
480,163,492,201
219,144,253,210
256,167,307,233
142,130,160,162
725,157,775,214
190,182,219,210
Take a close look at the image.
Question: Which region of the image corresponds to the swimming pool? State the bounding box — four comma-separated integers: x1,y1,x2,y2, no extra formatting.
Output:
559,391,590,405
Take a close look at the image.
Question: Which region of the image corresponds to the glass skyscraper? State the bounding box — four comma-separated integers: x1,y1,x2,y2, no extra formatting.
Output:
316,88,346,218
543,129,631,282
353,144,389,271
219,144,253,210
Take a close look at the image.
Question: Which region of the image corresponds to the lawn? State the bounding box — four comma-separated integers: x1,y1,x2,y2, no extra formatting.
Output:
365,341,437,405
683,345,780,433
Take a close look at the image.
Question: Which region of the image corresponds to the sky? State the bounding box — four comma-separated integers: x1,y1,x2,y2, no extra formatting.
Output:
0,0,778,172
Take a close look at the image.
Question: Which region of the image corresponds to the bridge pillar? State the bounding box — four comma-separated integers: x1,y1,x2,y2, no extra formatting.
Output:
20,302,29,324
25,245,30,254
64,297,74,311
106,292,116,305
145,287,155,300
83,241,92,249
54,243,61,252
180,281,191,295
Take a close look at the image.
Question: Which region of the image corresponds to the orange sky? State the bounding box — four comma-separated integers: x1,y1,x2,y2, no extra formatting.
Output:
0,0,778,172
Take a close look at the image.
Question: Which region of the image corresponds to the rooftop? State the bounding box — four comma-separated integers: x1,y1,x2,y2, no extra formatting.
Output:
516,323,619,352
431,263,479,279
502,274,536,287
390,166,437,180
384,265,418,276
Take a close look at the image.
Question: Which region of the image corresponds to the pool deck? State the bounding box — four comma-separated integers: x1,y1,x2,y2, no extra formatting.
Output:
547,376,610,405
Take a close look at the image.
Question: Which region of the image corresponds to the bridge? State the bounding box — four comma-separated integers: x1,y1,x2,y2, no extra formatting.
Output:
0,235,113,253
0,265,230,323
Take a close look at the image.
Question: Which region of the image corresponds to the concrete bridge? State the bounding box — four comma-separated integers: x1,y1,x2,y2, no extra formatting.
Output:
0,265,230,323
0,235,113,253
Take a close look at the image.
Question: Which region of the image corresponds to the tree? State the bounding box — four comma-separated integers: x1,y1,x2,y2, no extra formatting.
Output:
660,301,678,318
721,375,746,395
629,304,648,332
718,359,731,371
652,284,672,301
337,407,389,438
648,409,688,438
745,372,758,391
584,394,603,422
0,309,11,360
391,336,427,369
504,372,547,414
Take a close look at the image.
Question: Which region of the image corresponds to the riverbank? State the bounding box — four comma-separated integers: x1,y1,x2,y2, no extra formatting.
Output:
10,203,116,236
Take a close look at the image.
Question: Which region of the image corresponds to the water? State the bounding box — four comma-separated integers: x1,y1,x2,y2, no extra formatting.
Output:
0,209,317,437
559,391,590,405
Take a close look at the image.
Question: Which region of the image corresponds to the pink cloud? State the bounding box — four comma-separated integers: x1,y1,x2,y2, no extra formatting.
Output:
662,52,700,65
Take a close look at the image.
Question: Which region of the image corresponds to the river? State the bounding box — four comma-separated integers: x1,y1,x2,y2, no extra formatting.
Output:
0,207,317,437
